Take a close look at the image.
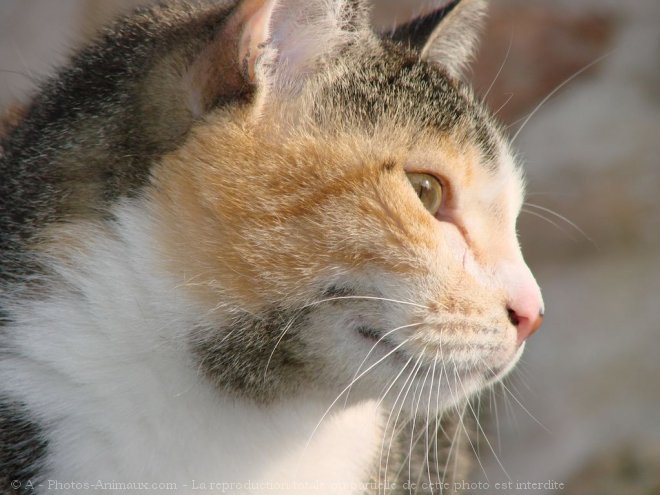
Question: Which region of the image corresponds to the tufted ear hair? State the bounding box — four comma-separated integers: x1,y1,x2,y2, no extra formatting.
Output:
418,0,487,79
182,0,369,118
239,0,369,104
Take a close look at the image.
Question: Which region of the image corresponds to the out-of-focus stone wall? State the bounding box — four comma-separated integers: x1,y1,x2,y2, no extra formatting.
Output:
470,2,660,494
1,1,659,494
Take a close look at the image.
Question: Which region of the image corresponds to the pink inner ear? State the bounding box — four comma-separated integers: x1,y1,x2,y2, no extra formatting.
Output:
238,0,275,83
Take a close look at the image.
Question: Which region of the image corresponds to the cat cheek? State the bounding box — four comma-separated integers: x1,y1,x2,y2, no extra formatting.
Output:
439,224,491,286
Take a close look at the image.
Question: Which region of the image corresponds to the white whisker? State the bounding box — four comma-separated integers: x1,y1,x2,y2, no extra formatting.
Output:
524,202,597,248
491,92,514,118
501,380,551,433
456,368,509,481
378,354,422,494
487,365,551,434
490,386,502,454
451,369,491,482
451,405,467,487
424,354,439,491
374,355,415,411
384,352,427,490
302,295,430,310
483,33,513,101
434,359,445,487
303,338,412,455
408,362,433,491
521,208,579,242
511,51,612,142
263,310,304,378
344,322,424,406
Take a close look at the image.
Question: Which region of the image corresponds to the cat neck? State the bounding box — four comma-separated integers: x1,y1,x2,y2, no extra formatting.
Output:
2,200,382,492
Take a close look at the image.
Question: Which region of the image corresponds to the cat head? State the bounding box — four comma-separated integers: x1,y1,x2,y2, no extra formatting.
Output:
151,0,543,411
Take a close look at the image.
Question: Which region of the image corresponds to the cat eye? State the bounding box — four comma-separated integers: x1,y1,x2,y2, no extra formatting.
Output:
406,173,443,214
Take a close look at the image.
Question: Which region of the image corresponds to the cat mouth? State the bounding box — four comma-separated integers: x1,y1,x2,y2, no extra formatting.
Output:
354,324,521,385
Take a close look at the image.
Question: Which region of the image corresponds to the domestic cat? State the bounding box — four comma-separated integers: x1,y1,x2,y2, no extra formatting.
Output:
0,0,543,493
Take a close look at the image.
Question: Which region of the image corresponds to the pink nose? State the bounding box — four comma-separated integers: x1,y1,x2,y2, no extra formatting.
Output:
508,302,544,345
495,259,544,345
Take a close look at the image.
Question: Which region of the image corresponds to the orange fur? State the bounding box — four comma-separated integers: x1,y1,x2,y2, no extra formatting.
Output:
148,108,510,321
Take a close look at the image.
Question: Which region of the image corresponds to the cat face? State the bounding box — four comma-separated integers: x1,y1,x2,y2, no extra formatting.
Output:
150,0,543,411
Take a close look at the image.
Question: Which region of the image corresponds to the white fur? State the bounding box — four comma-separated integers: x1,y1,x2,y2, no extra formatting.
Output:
0,201,383,494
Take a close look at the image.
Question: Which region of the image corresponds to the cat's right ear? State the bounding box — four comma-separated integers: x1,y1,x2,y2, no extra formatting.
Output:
185,0,368,118
237,0,369,110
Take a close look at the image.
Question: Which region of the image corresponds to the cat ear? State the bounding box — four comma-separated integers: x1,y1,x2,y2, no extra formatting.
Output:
418,0,487,79
240,0,368,101
372,0,458,47
182,0,367,118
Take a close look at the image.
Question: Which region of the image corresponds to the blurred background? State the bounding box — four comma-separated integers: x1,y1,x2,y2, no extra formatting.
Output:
472,2,660,494
1,1,658,493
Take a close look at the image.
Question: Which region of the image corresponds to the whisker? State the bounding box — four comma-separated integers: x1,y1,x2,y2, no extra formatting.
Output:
263,309,305,378
378,355,423,494
489,365,551,434
491,92,514,118
11,40,35,81
498,381,518,431
525,191,577,198
374,354,415,412
521,208,579,242
434,361,445,487
424,354,439,491
304,337,412,454
524,202,597,248
384,352,426,491
451,369,492,482
457,368,511,481
476,392,482,457
344,322,425,406
439,357,463,488
408,362,433,490
509,366,532,394
302,295,430,310
510,51,612,143
0,68,37,83
483,33,514,101
439,407,463,491
396,422,431,488
451,405,466,487
490,386,502,454
397,358,427,492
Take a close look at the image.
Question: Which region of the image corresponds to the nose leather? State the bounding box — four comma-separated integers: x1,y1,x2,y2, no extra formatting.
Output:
509,307,544,345
497,259,544,345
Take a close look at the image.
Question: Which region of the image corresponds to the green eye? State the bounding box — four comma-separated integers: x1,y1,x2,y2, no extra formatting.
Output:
406,173,443,214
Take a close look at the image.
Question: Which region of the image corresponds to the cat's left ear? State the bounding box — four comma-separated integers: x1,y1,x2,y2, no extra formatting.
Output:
419,0,487,79
375,0,487,80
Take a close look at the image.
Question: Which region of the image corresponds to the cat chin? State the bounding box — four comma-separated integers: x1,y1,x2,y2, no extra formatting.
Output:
483,341,525,386
341,339,525,418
